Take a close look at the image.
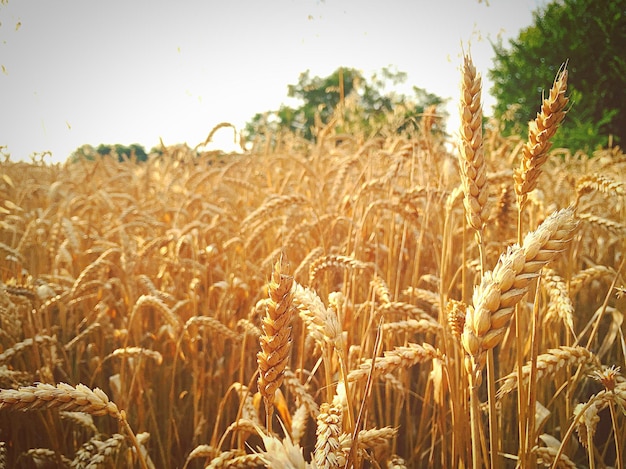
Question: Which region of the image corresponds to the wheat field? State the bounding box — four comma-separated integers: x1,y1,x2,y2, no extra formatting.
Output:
1,56,625,468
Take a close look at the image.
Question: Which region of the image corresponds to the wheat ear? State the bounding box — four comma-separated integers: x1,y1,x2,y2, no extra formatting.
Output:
0,382,148,469
497,346,601,398
462,207,578,382
347,342,439,382
18,448,72,467
182,445,217,469
515,65,569,208
574,383,626,448
308,254,371,286
314,401,343,469
0,335,57,365
256,258,295,433
542,269,575,336
71,433,126,468
0,382,120,416
533,445,577,469
575,173,625,204
458,53,489,239
337,426,398,461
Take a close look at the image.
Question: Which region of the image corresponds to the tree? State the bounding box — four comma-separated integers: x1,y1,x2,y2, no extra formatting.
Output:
489,0,626,150
70,143,148,163
245,67,446,142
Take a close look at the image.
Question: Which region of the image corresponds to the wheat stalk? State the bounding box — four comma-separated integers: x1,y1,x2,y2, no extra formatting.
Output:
257,429,311,469
282,368,319,417
378,301,436,323
388,455,408,469
400,287,441,315
293,283,336,348
371,276,392,304
182,445,217,469
129,294,182,334
242,194,308,228
0,365,32,388
107,346,164,365
205,449,246,468
291,404,309,445
446,299,467,339
185,316,241,343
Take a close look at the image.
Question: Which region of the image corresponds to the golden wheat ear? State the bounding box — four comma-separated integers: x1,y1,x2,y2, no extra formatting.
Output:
458,53,489,239
461,207,578,382
0,383,149,469
515,63,569,208
256,258,295,433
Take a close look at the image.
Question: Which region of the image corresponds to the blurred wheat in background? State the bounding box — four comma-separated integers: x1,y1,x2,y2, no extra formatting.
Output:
0,53,625,469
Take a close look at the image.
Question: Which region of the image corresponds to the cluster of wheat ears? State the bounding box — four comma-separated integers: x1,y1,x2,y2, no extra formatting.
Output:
1,54,625,469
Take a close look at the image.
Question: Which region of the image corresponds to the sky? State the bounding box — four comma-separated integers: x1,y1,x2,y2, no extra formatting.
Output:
0,0,544,164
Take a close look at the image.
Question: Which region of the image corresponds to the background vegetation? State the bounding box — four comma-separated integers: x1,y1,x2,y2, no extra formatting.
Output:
244,66,445,144
489,0,626,151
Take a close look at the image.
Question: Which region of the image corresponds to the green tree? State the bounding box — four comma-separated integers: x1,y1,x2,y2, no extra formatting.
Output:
489,0,626,150
69,144,98,162
245,67,445,141
70,143,148,163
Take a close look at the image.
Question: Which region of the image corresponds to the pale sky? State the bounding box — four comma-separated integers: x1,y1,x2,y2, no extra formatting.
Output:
0,0,544,164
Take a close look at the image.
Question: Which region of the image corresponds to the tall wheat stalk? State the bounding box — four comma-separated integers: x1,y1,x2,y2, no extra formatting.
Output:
458,52,498,469
513,64,569,465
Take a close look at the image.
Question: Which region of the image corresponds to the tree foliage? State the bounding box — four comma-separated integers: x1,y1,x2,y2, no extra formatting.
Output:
245,67,446,142
70,143,148,163
489,0,626,150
